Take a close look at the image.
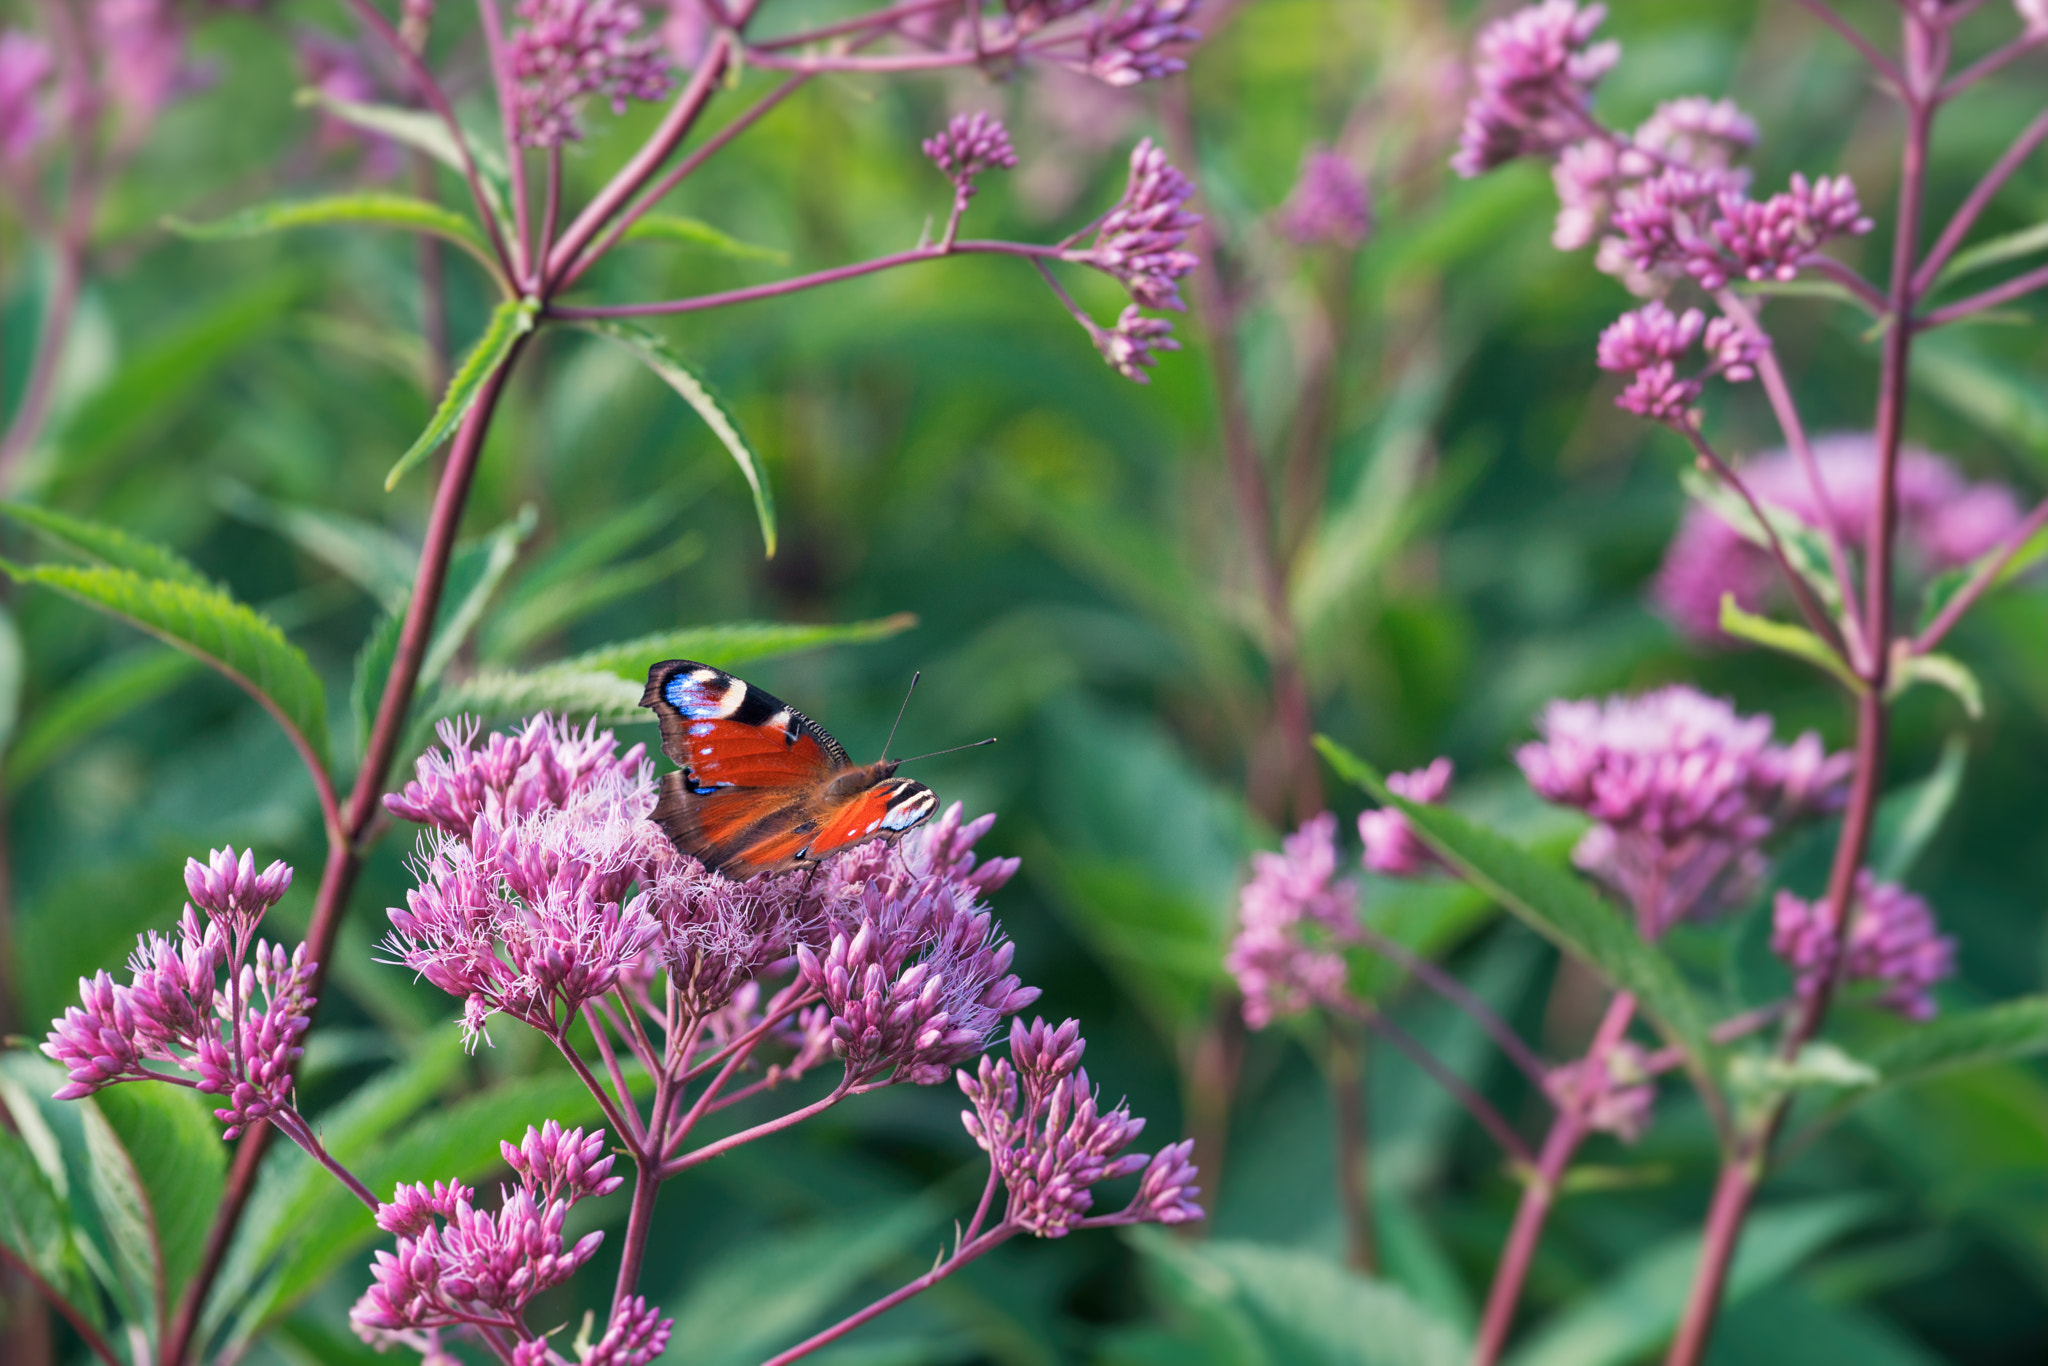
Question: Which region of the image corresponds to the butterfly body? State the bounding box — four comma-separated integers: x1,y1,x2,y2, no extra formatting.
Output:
641,660,939,879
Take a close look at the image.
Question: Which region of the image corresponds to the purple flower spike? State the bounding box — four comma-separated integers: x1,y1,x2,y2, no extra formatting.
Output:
1359,758,1453,878
925,111,1019,203
185,846,294,935
1772,873,1955,1020
1084,138,1201,311
1452,0,1618,178
377,1180,475,1237
203,941,316,1138
0,29,54,163
1517,686,1850,937
501,1120,624,1204
1096,305,1180,384
1277,147,1373,250
588,1295,673,1366
1597,301,1705,424
1010,1015,1086,1096
1131,1137,1203,1224
1081,0,1202,87
1225,812,1359,1027
44,972,148,1100
507,0,673,148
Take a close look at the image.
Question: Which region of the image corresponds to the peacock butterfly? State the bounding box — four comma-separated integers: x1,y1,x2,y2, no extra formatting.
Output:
640,660,947,880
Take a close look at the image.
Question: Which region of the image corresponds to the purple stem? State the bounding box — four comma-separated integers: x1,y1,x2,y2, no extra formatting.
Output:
1790,0,1904,88
0,233,83,486
1350,922,1549,1087
656,1077,854,1179
475,0,533,287
751,0,967,51
271,1109,381,1211
1912,106,2048,295
1917,259,2048,326
1911,490,2048,652
1801,253,1890,314
743,46,990,73
1327,997,1534,1168
550,238,1066,318
1937,29,2048,100
759,1225,1018,1366
0,1248,120,1366
554,1030,643,1148
1469,992,1636,1366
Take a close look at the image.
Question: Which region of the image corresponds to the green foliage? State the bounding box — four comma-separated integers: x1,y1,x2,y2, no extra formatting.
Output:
384,297,537,490
165,193,500,278
1719,596,1860,692
3,501,214,587
567,614,921,680
1,560,329,769
622,213,791,263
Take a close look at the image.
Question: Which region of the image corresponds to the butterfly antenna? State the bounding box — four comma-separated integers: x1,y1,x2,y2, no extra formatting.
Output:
879,670,920,762
891,737,998,767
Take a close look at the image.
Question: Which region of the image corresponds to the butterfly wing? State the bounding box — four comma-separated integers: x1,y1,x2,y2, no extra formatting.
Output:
640,661,945,879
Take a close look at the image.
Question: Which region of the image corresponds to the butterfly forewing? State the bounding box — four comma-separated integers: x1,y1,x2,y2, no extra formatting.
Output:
640,660,938,879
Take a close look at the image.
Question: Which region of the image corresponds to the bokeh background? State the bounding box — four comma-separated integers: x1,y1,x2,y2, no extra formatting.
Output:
2,0,2044,1362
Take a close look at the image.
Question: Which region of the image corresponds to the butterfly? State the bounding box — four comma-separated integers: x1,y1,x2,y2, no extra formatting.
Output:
640,660,943,880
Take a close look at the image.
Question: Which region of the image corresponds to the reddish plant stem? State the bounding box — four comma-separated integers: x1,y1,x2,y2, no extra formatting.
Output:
1351,922,1549,1086
1918,259,2048,326
1791,0,1903,88
1911,106,2048,293
272,1109,382,1211
0,1248,118,1366
657,1076,852,1178
1912,491,2048,652
1664,18,1942,1360
609,1059,670,1319
0,216,85,487
475,0,533,287
750,0,963,51
1330,997,1533,1167
760,1226,1017,1366
1328,1029,1378,1274
1159,85,1323,824
158,346,528,1366
1937,29,2047,100
1470,991,1635,1366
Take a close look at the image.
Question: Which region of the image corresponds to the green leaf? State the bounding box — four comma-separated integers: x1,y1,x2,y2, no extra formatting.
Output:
663,1198,949,1366
577,319,777,555
481,534,703,661
164,193,499,278
1680,467,1848,616
1871,736,1967,883
622,213,791,263
1132,1232,1469,1366
6,647,197,785
0,603,22,757
79,1097,160,1335
1734,276,1878,313
1728,1042,1880,1122
350,608,404,754
215,482,417,611
1,502,213,587
92,1086,225,1309
0,1124,100,1331
384,297,537,491
420,506,536,686
1862,994,2048,1089
1036,852,1226,1037
2,562,330,769
1886,649,1984,719
1719,596,1861,692
1913,334,2048,458
1507,1197,1882,1366
292,90,511,223
1937,219,2048,287
566,613,921,681
427,664,641,726
1317,736,1710,1063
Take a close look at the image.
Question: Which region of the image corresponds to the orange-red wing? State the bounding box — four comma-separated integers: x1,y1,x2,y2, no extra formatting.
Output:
804,777,940,860
642,660,846,792
651,772,816,878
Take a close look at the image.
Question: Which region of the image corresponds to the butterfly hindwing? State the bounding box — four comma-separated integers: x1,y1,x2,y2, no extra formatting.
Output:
805,778,940,861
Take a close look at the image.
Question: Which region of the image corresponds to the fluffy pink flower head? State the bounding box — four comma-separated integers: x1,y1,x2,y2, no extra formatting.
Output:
387,713,649,835
0,29,54,163
351,1128,617,1343
1277,146,1373,250
1225,812,1359,1027
1452,0,1618,178
1359,758,1453,878
507,0,673,148
1518,686,1850,937
959,1018,1201,1236
1085,138,1200,311
1772,873,1955,1020
1653,435,2024,641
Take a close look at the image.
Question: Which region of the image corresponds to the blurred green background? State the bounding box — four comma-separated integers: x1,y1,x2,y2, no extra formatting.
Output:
1,0,2044,1362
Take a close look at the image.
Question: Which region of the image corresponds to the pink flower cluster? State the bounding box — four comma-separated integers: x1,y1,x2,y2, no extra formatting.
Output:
1277,146,1373,251
1518,687,1851,938
352,1122,664,1359
1608,166,1871,293
43,848,312,1138
386,716,1038,1082
1451,0,1618,178
1595,300,1764,424
959,1017,1202,1235
1772,873,1955,1020
1097,305,1181,383
1359,759,1454,878
1654,435,2024,641
507,0,673,148
1224,812,1360,1027
1084,138,1200,312
924,110,1019,206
